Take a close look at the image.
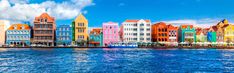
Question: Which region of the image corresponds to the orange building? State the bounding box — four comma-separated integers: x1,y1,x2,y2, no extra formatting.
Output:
151,22,168,42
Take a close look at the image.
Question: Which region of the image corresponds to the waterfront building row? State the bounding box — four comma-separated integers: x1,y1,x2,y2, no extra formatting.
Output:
1,13,234,47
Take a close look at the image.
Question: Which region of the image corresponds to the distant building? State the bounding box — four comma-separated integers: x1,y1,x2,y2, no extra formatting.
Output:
167,24,179,45
72,14,88,45
0,20,8,46
102,22,119,46
89,28,103,47
151,22,168,43
196,28,207,42
56,24,72,46
179,25,196,43
6,24,31,46
223,24,234,43
33,13,56,46
207,32,217,42
120,19,151,43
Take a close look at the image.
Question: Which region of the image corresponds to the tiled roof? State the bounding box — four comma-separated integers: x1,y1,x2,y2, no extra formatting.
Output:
167,24,178,29
181,25,193,29
34,13,55,22
222,24,230,28
90,28,102,35
8,24,30,30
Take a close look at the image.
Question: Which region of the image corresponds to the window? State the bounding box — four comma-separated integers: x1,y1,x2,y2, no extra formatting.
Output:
78,29,84,32
147,28,150,31
45,19,47,22
140,38,144,40
140,28,144,31
140,23,144,26
140,33,144,36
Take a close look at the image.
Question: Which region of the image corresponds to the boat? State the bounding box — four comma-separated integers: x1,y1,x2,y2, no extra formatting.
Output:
108,42,138,48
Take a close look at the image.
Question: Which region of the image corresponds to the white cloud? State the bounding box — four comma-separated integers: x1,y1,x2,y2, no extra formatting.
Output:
158,18,221,28
0,0,94,24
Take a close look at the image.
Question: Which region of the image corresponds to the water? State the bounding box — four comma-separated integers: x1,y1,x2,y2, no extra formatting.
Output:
0,48,234,72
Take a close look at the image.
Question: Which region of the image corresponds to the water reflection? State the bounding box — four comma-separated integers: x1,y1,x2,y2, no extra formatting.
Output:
0,48,7,52
1,48,234,72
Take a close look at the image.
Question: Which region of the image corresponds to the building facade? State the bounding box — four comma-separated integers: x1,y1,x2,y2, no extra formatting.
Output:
6,24,31,46
167,24,178,43
72,14,88,45
151,22,168,43
207,32,217,42
196,28,207,42
89,28,103,47
56,24,72,46
33,13,56,46
223,25,234,42
102,22,119,46
120,19,151,43
0,20,8,46
179,25,196,43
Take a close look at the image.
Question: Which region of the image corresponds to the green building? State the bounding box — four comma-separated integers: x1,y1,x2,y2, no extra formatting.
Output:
179,25,196,43
89,28,103,47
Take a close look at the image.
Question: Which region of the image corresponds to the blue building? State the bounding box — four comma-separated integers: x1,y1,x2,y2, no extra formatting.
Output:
89,28,103,47
6,24,31,46
56,24,72,46
207,31,217,42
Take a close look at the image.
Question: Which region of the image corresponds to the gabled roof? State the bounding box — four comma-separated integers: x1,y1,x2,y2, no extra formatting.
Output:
90,28,102,35
167,24,178,29
181,25,193,29
74,13,87,22
8,24,30,30
222,24,230,29
34,13,55,22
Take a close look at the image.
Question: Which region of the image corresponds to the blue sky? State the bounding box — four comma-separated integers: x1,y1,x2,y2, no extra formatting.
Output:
1,0,234,27
82,0,234,27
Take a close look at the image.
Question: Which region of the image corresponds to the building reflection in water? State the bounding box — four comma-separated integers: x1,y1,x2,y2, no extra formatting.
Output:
0,48,7,52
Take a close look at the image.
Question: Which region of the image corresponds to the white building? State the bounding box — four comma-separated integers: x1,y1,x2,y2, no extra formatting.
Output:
120,19,151,43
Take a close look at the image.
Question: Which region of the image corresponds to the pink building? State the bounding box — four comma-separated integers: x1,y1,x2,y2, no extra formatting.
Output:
102,22,119,46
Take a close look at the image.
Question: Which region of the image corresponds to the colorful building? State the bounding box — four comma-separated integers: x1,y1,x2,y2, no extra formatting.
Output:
33,13,56,46
102,22,119,46
151,22,168,43
223,24,234,43
212,19,229,42
168,24,179,46
89,28,103,47
196,28,207,42
120,19,151,43
72,13,88,45
6,24,31,46
56,24,72,46
179,25,196,43
0,20,8,46
207,32,217,42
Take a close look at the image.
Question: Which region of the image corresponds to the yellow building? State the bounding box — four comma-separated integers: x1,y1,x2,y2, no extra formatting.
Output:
223,24,234,43
0,20,9,46
72,13,89,43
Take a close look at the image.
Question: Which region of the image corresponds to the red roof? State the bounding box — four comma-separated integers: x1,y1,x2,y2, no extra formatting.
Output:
90,28,102,35
34,13,55,23
8,24,30,30
181,25,193,29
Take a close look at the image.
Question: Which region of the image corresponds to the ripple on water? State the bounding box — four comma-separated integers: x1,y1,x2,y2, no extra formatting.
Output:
0,48,234,72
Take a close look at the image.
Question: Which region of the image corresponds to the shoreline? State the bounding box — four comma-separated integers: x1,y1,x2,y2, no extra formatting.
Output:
1,46,234,49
